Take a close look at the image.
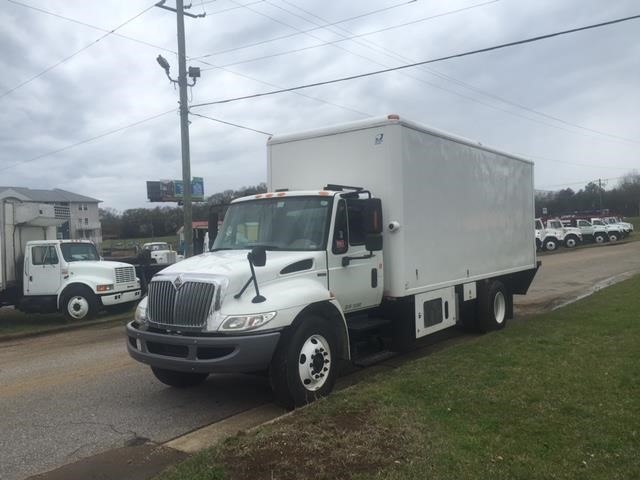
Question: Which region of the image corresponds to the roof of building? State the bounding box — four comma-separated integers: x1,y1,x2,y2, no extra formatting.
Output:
0,187,101,203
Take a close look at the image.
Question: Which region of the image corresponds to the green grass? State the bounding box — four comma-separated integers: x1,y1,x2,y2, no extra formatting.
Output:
156,275,640,480
102,235,176,250
0,306,133,337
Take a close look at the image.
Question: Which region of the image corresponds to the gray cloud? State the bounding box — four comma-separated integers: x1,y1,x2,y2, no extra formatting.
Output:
0,0,638,210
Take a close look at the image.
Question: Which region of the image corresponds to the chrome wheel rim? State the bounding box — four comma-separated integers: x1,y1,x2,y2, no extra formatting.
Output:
67,296,89,319
494,291,506,325
298,334,331,392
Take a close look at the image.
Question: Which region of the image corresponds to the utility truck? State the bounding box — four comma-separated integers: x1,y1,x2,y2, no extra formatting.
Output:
142,242,178,265
127,115,539,408
1,200,141,320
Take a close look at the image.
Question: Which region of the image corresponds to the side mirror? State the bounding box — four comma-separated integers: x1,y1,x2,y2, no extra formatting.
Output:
248,245,267,267
363,198,383,234
365,234,383,252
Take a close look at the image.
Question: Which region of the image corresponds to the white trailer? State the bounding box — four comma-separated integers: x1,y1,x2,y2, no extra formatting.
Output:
1,199,141,319
127,115,539,408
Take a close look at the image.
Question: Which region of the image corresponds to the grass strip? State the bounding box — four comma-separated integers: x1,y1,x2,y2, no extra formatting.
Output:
158,275,640,480
0,306,134,338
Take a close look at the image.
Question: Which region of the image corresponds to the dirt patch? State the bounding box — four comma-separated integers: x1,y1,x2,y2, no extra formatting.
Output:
220,402,417,480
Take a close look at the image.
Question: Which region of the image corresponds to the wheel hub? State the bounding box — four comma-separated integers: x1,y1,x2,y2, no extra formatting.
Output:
298,334,331,392
68,296,89,319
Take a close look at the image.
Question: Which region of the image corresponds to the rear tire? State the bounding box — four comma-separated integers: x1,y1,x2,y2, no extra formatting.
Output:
477,280,509,333
594,232,606,244
269,315,338,409
564,235,578,248
61,285,98,321
608,233,619,242
151,367,208,388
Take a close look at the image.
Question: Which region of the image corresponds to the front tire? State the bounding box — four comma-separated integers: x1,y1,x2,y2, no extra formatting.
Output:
269,315,338,409
477,280,510,333
151,367,208,388
608,233,619,242
61,286,98,321
543,238,559,251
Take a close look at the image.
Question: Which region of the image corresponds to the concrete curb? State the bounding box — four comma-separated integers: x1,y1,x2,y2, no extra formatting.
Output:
0,313,132,343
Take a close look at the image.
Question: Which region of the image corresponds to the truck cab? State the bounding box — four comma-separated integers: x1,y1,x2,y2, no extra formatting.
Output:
567,218,608,244
21,240,141,320
142,242,177,265
591,218,624,242
603,217,631,236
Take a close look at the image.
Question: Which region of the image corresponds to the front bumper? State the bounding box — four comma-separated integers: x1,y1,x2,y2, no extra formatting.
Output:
101,289,142,306
126,321,281,373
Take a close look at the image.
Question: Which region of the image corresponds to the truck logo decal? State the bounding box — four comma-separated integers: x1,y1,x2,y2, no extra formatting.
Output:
173,275,184,290
375,133,384,145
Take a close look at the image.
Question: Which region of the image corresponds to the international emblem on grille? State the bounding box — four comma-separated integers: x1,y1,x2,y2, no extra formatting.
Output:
173,275,183,290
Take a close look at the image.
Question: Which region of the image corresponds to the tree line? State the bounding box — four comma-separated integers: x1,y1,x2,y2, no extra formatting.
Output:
99,183,267,239
99,173,640,240
535,172,640,218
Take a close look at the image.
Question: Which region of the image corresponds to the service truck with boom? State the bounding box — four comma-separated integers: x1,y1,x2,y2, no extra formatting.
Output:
127,115,539,408
1,200,142,319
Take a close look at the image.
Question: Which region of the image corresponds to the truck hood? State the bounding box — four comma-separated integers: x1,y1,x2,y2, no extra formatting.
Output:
67,260,133,280
155,250,323,291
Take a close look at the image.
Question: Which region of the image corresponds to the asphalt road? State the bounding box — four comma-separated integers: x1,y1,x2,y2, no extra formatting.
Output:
2,240,640,480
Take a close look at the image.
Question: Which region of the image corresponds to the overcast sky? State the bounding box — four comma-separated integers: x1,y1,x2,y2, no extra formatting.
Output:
1,0,638,211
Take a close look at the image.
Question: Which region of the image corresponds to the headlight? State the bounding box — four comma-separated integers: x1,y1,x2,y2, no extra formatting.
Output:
135,296,148,323
96,284,114,292
219,312,277,332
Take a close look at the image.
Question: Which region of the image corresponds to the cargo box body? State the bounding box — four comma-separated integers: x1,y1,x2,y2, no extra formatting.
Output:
268,116,536,298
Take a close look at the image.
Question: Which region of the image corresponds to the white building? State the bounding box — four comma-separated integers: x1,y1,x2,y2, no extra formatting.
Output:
0,187,102,248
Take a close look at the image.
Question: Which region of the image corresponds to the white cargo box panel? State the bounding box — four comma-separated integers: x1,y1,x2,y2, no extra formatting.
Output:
268,116,536,298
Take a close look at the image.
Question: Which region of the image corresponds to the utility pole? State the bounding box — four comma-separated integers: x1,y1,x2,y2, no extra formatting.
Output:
155,0,204,257
598,178,603,215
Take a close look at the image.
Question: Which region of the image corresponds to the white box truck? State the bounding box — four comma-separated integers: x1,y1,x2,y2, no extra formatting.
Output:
1,199,142,319
127,115,539,407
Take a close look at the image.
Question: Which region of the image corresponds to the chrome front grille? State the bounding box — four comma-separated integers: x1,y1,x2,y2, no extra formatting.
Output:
147,279,216,329
115,266,136,284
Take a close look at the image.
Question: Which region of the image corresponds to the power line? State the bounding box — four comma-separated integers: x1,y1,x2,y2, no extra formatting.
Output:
191,0,421,60
8,0,370,119
190,12,640,110
0,110,175,173
516,153,633,170
190,111,272,135
536,176,626,189
1,1,156,100
272,0,640,146
197,0,499,68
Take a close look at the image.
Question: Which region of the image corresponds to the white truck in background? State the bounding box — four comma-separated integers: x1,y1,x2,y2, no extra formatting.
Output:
603,217,632,236
1,200,141,320
561,218,608,244
591,218,624,242
142,242,178,265
127,115,539,408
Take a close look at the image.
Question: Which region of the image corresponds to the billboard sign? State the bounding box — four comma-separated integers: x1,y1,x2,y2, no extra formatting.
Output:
147,177,204,202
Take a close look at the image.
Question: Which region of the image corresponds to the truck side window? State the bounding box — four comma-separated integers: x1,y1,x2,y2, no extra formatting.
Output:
347,200,366,246
332,200,348,254
32,246,59,265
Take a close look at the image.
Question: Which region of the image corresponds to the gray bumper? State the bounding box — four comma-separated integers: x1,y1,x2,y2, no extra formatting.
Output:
126,321,280,373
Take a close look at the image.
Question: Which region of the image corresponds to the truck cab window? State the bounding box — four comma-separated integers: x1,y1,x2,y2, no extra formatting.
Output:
332,200,348,254
32,246,58,265
347,199,366,246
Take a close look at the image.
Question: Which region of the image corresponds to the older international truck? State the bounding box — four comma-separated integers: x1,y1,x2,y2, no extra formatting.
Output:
127,115,539,408
1,200,141,319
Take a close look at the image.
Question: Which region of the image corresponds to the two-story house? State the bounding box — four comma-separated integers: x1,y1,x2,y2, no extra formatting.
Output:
0,187,103,248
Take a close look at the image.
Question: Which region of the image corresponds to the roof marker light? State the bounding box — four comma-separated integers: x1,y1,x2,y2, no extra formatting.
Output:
387,114,400,120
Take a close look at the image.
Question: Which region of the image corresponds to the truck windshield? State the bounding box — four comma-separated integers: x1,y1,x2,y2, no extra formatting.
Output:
60,243,100,262
213,196,332,251
145,243,170,251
